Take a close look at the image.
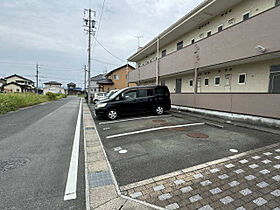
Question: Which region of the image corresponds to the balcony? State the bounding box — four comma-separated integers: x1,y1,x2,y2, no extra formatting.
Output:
129,6,280,83
128,61,156,83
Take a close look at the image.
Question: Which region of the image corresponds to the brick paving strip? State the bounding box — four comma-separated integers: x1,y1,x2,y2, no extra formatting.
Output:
83,101,160,210
121,143,280,210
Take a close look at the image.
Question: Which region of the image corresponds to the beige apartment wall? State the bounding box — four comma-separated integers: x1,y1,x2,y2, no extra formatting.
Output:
137,0,276,66
162,58,280,93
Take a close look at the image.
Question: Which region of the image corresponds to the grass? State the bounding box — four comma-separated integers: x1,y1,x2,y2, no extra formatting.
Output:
0,93,67,115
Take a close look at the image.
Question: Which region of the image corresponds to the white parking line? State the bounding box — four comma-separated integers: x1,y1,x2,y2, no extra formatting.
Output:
106,122,205,139
99,115,172,125
64,99,82,201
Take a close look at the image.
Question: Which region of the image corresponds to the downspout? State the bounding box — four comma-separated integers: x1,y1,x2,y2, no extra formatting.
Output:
156,37,160,85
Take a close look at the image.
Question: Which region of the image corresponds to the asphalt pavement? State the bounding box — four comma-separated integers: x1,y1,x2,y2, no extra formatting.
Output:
92,109,280,187
0,96,85,210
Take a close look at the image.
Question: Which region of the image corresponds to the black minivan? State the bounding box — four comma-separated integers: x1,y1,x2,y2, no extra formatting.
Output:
95,85,171,120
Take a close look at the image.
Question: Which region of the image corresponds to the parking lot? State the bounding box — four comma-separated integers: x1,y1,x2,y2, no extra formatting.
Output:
91,108,280,187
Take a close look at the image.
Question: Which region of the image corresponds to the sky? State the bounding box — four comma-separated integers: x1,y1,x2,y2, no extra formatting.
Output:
0,0,204,88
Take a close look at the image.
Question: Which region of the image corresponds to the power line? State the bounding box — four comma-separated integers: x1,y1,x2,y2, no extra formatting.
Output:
0,61,35,66
91,58,119,66
94,37,125,62
92,0,106,52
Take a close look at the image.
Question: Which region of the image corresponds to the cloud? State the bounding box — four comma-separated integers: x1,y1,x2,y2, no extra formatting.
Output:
0,0,204,87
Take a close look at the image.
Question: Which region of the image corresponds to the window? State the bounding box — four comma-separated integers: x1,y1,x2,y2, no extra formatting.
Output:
207,31,211,37
215,77,221,86
138,88,153,97
113,74,119,80
156,87,168,97
122,90,136,100
204,78,209,86
177,41,183,50
276,0,280,6
162,50,166,57
191,38,195,44
238,73,246,85
218,25,223,32
189,80,193,87
243,12,250,21
107,88,110,92
161,80,166,86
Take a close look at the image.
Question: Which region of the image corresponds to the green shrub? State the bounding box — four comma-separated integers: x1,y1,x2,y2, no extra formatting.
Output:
46,92,56,100
0,92,66,115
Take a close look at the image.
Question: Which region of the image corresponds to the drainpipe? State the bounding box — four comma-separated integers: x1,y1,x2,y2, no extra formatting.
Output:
156,37,160,85
194,44,200,94
126,60,129,87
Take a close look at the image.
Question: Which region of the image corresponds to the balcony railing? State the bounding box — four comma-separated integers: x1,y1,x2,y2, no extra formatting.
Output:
128,6,280,83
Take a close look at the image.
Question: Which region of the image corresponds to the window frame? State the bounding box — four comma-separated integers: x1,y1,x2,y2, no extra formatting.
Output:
243,11,250,21
218,24,223,32
162,50,167,57
214,76,221,86
177,41,184,51
191,38,195,44
113,74,119,80
204,78,209,86
238,73,247,85
189,79,194,87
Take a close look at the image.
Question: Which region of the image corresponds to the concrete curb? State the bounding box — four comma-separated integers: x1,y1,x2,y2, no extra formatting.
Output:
83,101,160,209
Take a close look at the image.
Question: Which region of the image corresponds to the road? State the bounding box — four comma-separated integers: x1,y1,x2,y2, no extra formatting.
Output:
0,97,85,210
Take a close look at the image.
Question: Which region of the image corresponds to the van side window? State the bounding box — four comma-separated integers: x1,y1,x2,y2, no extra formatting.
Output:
122,90,136,100
155,87,167,96
138,88,154,97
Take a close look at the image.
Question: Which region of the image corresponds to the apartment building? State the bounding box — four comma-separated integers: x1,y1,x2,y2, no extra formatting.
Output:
128,0,280,119
98,64,136,92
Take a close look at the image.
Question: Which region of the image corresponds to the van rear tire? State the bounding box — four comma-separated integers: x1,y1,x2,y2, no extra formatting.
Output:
155,105,164,115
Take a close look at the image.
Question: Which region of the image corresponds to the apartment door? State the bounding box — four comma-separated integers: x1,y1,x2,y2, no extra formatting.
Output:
175,79,182,93
224,74,232,92
269,65,280,93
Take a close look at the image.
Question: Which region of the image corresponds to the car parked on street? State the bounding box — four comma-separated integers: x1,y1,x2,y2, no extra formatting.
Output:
92,92,107,104
95,85,171,120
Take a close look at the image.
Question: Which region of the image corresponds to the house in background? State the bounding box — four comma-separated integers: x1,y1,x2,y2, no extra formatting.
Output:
98,64,136,92
89,74,105,94
67,82,82,95
43,81,65,95
0,78,6,91
128,0,280,119
2,74,34,93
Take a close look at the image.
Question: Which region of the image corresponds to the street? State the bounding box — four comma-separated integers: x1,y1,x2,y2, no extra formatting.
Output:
0,97,85,210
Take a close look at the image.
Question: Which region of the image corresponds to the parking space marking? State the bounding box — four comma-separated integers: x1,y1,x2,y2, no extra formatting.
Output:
99,115,172,125
106,122,205,139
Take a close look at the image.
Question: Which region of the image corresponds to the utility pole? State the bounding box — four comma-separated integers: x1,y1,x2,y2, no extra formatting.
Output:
84,65,87,93
36,64,39,94
83,9,96,105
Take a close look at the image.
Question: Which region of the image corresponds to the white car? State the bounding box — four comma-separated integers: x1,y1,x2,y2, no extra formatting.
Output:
92,92,107,104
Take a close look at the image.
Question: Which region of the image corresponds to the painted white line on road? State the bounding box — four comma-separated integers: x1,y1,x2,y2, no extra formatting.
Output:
99,115,172,125
64,99,82,201
106,122,205,139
